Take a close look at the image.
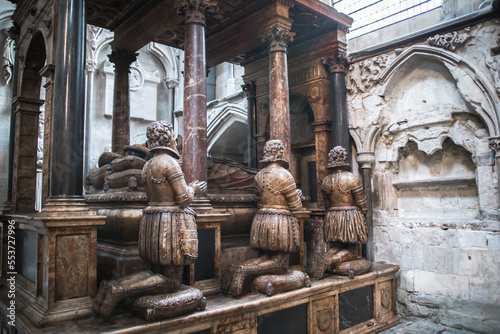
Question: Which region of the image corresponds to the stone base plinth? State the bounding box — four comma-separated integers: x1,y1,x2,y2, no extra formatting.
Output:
1,263,400,333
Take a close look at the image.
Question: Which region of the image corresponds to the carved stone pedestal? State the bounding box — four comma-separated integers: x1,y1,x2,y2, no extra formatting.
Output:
185,210,230,295
22,199,105,327
3,263,399,333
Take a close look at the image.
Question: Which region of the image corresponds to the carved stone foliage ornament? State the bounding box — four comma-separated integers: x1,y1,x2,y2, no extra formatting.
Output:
427,27,473,52
322,50,350,73
489,136,500,156
348,54,389,94
263,26,294,52
177,0,218,24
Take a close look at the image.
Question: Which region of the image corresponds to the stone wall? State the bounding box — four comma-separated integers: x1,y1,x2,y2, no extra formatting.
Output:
347,18,500,332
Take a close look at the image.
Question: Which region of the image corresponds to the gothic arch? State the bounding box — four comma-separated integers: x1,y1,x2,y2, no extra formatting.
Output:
376,45,500,137
207,103,247,157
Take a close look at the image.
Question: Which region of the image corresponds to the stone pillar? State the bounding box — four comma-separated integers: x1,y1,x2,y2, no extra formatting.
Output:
263,26,295,167
84,60,97,177
11,97,44,212
256,132,267,167
243,82,257,168
40,64,55,208
4,25,19,211
166,79,178,124
312,120,331,208
28,0,106,326
108,49,137,155
323,50,350,157
357,152,375,262
178,0,217,190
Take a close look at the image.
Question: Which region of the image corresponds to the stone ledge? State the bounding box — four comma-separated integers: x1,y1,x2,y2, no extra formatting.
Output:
392,176,476,190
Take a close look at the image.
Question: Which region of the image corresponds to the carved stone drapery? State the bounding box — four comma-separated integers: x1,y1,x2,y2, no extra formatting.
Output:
108,49,138,155
264,26,295,168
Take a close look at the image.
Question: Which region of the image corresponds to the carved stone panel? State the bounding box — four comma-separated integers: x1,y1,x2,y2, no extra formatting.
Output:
310,295,337,333
55,234,90,300
374,278,396,322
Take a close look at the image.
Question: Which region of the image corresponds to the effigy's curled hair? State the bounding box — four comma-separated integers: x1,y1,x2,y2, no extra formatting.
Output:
146,121,175,149
262,140,284,162
327,146,350,168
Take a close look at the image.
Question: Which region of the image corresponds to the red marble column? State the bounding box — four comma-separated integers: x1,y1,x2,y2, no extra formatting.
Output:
108,49,137,155
263,26,295,168
178,0,217,189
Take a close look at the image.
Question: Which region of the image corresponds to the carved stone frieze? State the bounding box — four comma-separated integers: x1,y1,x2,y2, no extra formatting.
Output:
289,64,326,86
256,81,269,96
348,54,390,94
427,27,473,52
263,26,294,53
177,0,218,25
322,49,350,74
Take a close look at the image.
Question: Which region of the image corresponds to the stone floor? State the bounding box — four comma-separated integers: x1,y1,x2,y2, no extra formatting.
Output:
381,318,476,334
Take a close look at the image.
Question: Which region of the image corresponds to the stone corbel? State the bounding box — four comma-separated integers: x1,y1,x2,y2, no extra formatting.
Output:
166,78,179,89
357,152,376,169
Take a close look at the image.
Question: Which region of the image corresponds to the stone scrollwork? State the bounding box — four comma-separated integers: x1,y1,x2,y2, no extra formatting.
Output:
427,27,473,52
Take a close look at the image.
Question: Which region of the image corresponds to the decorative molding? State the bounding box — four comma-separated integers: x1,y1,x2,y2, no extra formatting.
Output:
485,56,500,97
348,54,390,94
392,176,476,190
258,97,269,115
289,64,326,86
256,81,269,96
86,59,98,73
427,27,473,52
263,26,294,53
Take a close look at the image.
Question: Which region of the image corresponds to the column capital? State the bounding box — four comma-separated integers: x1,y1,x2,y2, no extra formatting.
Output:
322,49,350,74
242,82,256,98
263,26,295,53
357,152,376,169
489,136,500,157
177,0,218,25
108,49,138,73
166,78,179,89
86,59,98,73
312,120,331,133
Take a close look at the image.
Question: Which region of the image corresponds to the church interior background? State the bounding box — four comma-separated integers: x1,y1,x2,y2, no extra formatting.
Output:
0,0,499,333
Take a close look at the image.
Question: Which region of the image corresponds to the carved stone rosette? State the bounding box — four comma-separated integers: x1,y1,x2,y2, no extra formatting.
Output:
177,0,218,25
108,49,138,73
322,50,350,73
263,26,294,53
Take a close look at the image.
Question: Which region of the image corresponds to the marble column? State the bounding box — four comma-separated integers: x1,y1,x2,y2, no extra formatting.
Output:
357,152,375,262
243,82,257,168
84,60,97,177
166,78,178,123
323,50,350,157
40,64,55,208
312,120,331,208
5,25,19,209
108,49,137,155
178,0,217,189
49,0,86,198
263,26,295,167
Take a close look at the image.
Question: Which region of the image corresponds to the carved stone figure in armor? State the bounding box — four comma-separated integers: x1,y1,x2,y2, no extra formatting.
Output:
221,140,310,296
313,146,372,279
93,121,207,322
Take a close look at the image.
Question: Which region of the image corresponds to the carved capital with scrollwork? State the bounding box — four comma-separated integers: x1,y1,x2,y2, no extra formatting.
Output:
177,0,218,25
263,26,295,53
322,50,350,74
108,49,138,73
86,60,98,73
489,136,500,157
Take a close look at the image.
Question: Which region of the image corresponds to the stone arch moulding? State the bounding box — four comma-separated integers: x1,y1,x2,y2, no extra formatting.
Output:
375,45,500,137
86,25,114,69
144,42,178,80
207,104,247,153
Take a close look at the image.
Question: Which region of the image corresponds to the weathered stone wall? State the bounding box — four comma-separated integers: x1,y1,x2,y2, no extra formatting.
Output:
347,19,500,332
